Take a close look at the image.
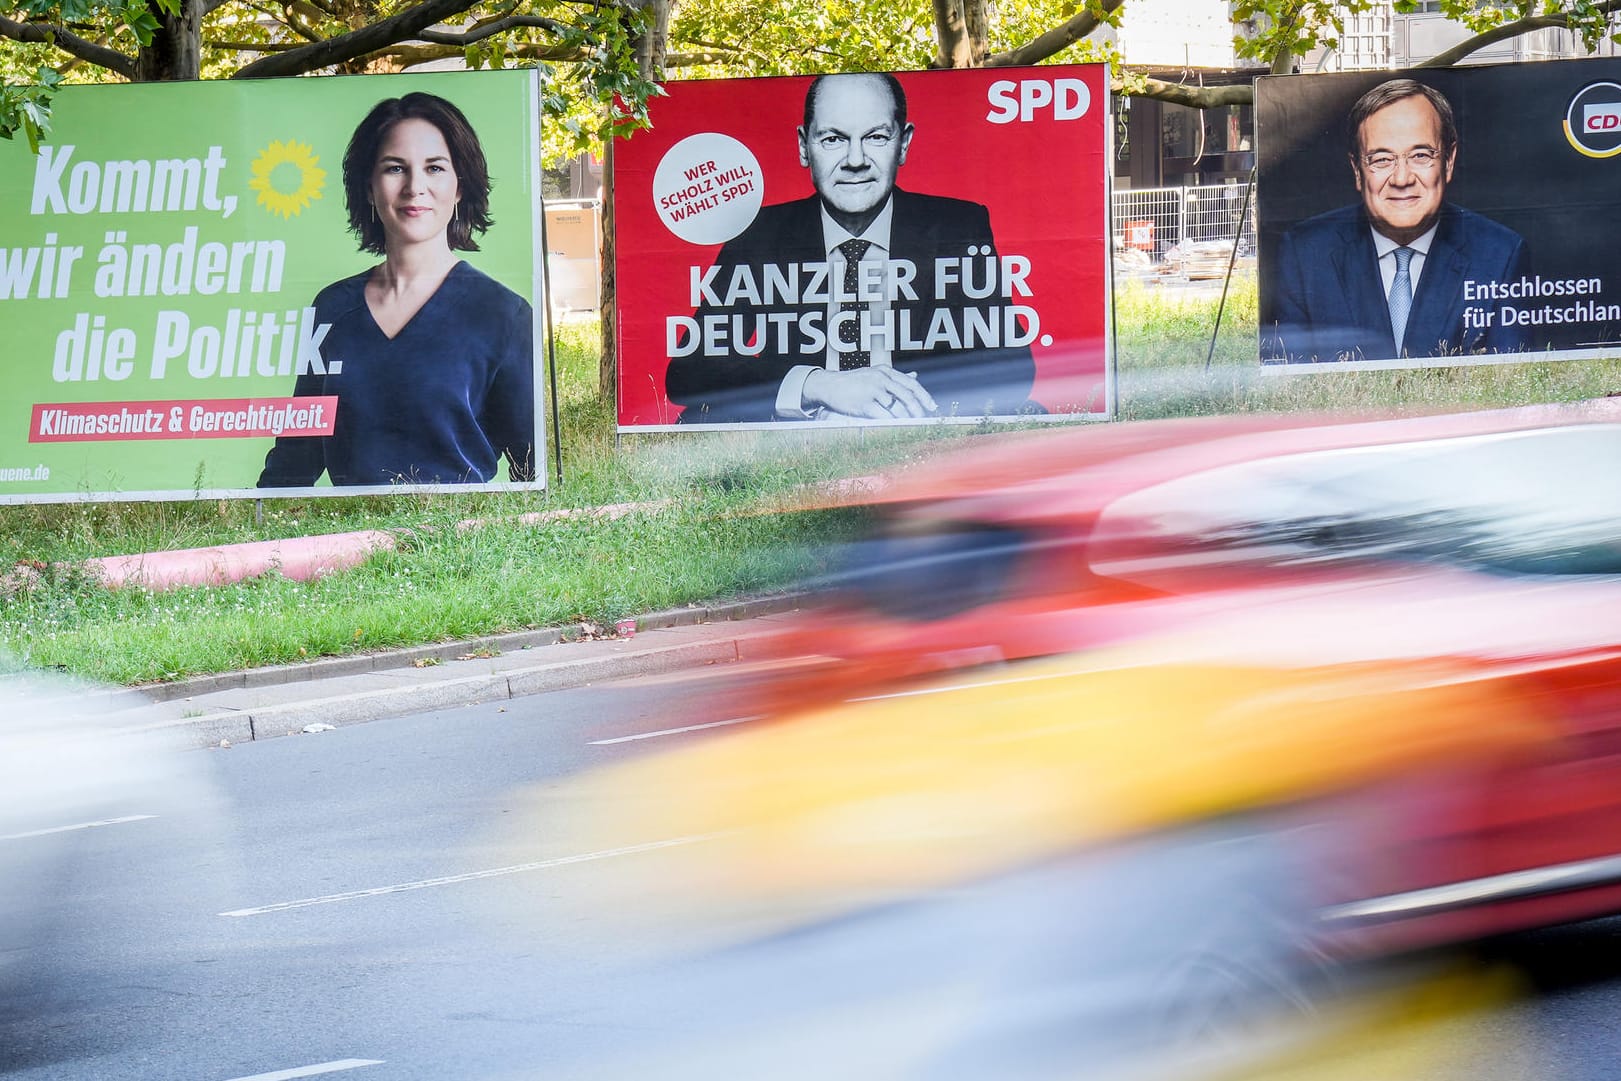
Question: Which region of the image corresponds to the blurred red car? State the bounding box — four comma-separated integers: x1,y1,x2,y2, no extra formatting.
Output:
533,401,1621,1080
745,398,1621,954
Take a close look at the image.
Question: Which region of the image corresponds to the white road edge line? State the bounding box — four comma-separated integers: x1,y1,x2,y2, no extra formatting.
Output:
222,1059,383,1081
590,674,1056,744
589,715,762,744
219,835,711,917
592,673,1065,745
0,814,157,841
852,669,1065,702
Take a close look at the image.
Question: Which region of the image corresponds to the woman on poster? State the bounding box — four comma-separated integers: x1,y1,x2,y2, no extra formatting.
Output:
258,92,535,488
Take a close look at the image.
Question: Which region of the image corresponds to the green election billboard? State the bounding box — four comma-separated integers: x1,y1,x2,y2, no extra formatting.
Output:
0,69,543,503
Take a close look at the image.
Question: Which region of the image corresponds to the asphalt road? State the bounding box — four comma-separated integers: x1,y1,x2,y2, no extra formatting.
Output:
4,666,1621,1080
1,668,778,1081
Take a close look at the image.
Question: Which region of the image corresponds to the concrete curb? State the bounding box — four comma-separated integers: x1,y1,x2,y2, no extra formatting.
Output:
184,638,755,743
113,594,807,746
133,626,567,703
135,592,805,703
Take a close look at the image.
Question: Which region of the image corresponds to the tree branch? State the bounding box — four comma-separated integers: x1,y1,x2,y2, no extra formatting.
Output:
207,37,306,50
986,0,1125,67
1419,2,1621,67
352,39,588,65
671,34,738,53
286,0,337,22
666,31,787,67
0,13,136,77
1126,76,1253,108
246,0,322,42
460,2,522,34
664,48,728,66
232,0,479,77
416,14,570,44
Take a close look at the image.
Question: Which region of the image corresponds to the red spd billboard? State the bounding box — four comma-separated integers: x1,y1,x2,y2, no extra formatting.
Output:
613,66,1112,430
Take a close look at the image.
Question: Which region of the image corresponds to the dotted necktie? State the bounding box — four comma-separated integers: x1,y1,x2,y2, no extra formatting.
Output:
836,238,872,371
1389,246,1414,356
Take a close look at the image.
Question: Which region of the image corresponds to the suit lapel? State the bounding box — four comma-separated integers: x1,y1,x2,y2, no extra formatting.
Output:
887,189,932,271
775,195,828,261
883,191,937,362
770,196,831,363
1406,209,1467,354
1333,219,1396,358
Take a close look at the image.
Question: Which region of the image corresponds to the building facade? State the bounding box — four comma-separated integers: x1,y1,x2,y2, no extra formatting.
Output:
1112,0,1621,191
1107,0,1263,190
1306,1,1620,71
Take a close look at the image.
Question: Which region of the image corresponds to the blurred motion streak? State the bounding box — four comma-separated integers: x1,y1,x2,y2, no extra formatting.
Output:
545,652,1554,935
0,671,216,995
502,400,1621,1079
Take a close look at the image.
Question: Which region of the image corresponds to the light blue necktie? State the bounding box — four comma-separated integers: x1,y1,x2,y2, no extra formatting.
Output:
1389,246,1414,355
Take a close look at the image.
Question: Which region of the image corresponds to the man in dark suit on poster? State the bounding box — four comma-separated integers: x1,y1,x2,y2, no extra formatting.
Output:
1263,78,1530,364
665,72,1036,423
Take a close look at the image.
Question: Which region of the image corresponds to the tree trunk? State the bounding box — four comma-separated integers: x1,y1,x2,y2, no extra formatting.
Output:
600,0,672,405
933,0,970,67
962,0,987,66
598,135,617,403
933,0,988,67
635,0,673,74
134,0,203,81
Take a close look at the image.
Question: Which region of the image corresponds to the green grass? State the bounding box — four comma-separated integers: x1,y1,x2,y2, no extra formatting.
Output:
1115,276,1621,419
4,292,1618,686
0,320,976,684
4,495,868,683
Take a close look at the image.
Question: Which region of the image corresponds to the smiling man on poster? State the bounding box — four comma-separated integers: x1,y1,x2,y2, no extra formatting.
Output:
1263,78,1531,364
665,72,1036,423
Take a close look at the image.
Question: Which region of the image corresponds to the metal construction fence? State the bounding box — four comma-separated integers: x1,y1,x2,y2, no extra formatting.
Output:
1112,182,1257,281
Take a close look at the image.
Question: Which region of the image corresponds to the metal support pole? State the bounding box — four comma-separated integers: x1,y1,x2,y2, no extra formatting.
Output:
1205,167,1257,373
538,197,565,486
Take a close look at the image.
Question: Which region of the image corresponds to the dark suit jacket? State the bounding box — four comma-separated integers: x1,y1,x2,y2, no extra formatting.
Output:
666,189,1036,423
1262,203,1530,363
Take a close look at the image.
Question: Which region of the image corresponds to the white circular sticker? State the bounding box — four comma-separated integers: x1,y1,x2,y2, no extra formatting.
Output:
652,133,764,245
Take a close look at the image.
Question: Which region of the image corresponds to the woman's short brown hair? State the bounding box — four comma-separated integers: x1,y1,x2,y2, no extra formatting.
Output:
343,92,494,254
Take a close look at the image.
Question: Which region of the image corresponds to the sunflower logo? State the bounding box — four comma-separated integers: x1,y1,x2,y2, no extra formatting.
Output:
249,140,326,219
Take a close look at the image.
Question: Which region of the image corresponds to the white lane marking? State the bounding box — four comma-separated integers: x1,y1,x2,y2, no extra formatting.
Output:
589,672,1050,745
588,672,1054,743
219,835,710,917
0,814,157,841
223,1060,382,1081
851,669,1060,702
610,655,831,689
588,715,762,745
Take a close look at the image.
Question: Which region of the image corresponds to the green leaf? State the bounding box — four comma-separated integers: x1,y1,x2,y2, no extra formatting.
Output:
0,70,58,156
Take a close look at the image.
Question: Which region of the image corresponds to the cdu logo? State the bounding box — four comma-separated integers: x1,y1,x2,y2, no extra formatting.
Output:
1565,81,1621,158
